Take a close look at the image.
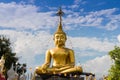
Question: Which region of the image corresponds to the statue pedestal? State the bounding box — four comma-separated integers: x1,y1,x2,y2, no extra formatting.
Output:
34,72,95,80
35,76,84,80
35,74,84,80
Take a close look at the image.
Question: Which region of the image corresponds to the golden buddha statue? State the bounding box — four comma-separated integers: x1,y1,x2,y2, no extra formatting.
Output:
35,8,83,75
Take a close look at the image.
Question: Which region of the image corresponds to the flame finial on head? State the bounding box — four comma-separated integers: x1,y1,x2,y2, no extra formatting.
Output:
54,7,66,35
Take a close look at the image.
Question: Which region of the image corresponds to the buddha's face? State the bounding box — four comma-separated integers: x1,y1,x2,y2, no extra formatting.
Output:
54,33,66,47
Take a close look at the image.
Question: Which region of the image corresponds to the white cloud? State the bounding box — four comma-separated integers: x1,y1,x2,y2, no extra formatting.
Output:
0,2,120,31
68,0,87,9
85,8,120,31
0,2,57,30
82,55,112,79
117,35,120,42
90,8,117,17
64,8,120,31
29,0,35,4
69,37,115,52
0,30,53,69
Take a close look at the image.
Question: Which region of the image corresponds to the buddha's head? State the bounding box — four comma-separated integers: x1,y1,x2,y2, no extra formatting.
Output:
53,22,67,47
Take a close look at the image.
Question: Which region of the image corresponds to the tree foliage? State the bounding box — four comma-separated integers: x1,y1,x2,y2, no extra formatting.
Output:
15,63,27,77
108,46,120,80
0,35,18,77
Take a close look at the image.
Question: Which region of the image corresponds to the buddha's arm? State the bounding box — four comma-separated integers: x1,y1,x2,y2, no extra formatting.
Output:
42,50,51,69
68,50,75,66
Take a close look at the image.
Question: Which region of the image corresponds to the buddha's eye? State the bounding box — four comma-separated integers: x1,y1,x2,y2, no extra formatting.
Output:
60,35,65,39
55,36,59,39
60,36,64,39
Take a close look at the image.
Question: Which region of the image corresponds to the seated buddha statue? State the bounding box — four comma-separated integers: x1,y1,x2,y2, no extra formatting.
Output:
35,8,83,75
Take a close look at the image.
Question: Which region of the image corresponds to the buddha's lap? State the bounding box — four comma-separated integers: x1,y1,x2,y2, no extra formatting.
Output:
36,66,82,74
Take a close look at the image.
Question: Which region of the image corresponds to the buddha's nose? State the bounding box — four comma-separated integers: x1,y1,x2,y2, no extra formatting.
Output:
58,38,61,41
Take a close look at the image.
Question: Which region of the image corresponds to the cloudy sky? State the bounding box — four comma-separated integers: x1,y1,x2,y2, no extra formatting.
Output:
0,0,120,79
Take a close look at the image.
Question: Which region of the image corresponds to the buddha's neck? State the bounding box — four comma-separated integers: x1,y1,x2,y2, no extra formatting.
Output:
56,45,65,48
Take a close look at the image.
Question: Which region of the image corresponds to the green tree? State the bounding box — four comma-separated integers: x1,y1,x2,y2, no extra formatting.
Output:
0,35,18,78
108,46,120,80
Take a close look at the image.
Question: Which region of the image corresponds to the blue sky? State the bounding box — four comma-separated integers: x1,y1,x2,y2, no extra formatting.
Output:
0,0,120,79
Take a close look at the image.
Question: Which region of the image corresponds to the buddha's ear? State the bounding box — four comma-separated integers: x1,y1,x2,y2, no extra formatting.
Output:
53,34,55,40
53,36,55,40
65,37,67,40
64,36,67,40
53,37,55,40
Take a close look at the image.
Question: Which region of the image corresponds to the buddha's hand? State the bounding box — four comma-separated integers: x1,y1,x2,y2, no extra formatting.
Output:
41,64,49,73
41,69,47,73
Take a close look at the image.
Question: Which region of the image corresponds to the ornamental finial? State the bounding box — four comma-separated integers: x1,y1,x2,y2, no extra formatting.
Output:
54,7,66,35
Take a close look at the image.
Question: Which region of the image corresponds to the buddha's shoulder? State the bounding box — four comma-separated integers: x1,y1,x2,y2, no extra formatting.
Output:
49,47,73,50
48,48,55,50
64,47,72,50
65,48,74,53
46,48,74,53
46,48,55,52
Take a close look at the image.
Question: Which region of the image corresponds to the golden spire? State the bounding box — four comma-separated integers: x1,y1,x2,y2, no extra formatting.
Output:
54,7,66,35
